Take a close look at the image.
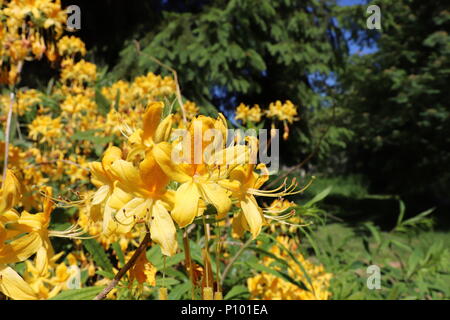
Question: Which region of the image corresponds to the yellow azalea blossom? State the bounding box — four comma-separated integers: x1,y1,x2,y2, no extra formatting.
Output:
57,35,87,57
88,146,123,231
107,157,178,256
235,103,263,124
28,115,62,144
266,100,299,140
222,163,301,239
153,114,236,228
125,101,173,162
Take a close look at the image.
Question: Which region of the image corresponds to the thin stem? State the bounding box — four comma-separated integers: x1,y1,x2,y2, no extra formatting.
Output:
134,40,187,123
2,92,14,185
220,237,253,287
93,232,151,300
215,222,222,292
183,230,195,300
202,215,211,288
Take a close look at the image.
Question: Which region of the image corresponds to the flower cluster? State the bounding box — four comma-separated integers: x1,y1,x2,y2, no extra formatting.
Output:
0,0,67,85
234,100,299,140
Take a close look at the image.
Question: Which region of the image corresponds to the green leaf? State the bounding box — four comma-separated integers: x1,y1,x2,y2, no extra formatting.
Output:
50,286,106,300
305,186,332,207
96,270,115,279
112,242,125,267
224,285,248,300
83,239,114,274
168,282,191,300
155,277,180,287
95,88,111,116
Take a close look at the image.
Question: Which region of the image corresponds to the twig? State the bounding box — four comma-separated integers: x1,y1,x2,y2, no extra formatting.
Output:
220,237,253,286
133,40,187,123
2,92,14,185
93,231,151,300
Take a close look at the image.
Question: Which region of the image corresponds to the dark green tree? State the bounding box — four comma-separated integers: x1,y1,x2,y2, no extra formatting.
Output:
337,0,450,199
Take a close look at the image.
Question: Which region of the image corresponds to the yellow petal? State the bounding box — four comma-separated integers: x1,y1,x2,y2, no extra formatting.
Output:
150,200,178,256
35,246,49,277
153,142,192,182
110,160,147,196
15,211,46,231
139,150,168,194
108,185,133,210
199,182,231,219
88,162,111,187
142,101,164,143
0,210,20,243
231,212,247,239
101,146,123,170
92,185,110,205
205,145,248,168
0,266,38,300
240,195,264,239
218,179,241,193
172,181,200,228
154,114,173,143
102,201,114,235
0,169,21,214
113,198,150,234
0,232,42,264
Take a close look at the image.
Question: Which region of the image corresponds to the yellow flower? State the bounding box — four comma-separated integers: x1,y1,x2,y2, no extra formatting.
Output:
28,115,62,144
57,35,87,57
235,103,263,124
222,161,301,239
0,265,38,300
107,157,177,256
153,115,234,228
0,169,21,215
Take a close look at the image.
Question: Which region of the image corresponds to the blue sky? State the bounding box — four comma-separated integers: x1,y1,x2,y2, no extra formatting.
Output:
337,0,378,55
337,0,367,6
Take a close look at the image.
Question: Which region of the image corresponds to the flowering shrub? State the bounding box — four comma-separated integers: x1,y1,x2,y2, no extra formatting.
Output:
0,0,330,300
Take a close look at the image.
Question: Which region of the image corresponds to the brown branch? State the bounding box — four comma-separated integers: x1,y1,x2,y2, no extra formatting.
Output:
93,231,151,300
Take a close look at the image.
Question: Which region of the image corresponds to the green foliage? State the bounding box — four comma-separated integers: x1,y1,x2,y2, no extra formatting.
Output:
336,0,450,197
83,239,114,274
49,286,106,300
